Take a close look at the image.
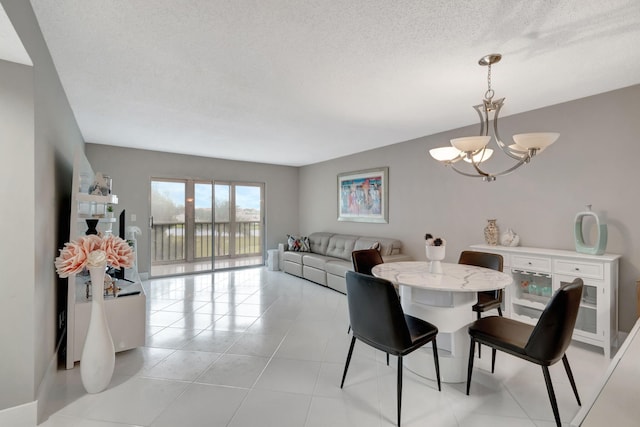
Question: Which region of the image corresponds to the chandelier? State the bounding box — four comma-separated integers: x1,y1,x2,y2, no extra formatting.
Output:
429,53,559,182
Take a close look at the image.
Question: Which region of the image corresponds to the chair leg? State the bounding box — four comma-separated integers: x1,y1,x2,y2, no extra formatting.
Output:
397,356,403,427
340,336,356,388
386,352,390,366
476,311,482,358
497,306,503,316
432,339,441,391
491,348,496,374
466,338,475,395
542,366,562,427
562,354,581,406
347,325,351,334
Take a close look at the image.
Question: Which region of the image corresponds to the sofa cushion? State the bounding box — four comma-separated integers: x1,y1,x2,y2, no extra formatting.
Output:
302,253,335,270
303,265,327,285
283,251,305,263
325,259,353,278
354,238,381,252
326,234,358,260
287,234,310,252
307,232,333,255
283,260,303,277
355,236,402,256
327,274,347,294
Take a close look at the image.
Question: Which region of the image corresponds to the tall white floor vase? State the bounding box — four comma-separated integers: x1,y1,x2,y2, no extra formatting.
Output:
81,265,115,393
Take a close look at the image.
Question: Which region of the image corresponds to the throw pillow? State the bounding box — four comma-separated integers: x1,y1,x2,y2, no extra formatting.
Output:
287,235,311,252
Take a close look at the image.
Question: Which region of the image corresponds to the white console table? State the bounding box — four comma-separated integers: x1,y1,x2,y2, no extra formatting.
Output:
70,268,146,364
470,244,620,358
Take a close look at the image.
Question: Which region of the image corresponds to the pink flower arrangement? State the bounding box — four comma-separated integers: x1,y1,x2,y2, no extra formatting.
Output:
54,234,134,278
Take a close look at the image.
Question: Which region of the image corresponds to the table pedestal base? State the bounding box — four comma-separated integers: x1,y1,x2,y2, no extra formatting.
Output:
400,286,475,384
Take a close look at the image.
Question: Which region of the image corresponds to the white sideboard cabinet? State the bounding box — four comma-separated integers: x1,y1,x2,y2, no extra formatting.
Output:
470,244,620,358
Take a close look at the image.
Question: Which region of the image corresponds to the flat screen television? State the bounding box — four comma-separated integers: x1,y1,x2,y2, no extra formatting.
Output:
114,209,126,279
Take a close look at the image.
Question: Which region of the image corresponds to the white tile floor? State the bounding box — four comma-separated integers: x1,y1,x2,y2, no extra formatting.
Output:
41,268,612,426
150,256,264,278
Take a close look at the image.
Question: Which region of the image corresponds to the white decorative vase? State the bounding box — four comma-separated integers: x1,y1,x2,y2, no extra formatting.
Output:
81,265,115,394
500,228,520,247
484,219,499,246
426,245,445,274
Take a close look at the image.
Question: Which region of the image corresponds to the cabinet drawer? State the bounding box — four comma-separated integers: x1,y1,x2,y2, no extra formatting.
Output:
511,255,551,272
554,260,604,280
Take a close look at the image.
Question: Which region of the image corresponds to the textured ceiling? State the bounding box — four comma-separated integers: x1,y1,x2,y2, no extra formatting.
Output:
30,0,640,166
0,3,31,65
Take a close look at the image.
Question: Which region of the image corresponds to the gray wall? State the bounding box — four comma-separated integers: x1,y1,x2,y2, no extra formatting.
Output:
299,84,640,332
1,0,85,416
85,145,299,273
0,59,35,412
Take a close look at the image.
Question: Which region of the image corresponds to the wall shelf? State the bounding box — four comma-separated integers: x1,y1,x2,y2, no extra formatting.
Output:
76,193,118,204
77,217,116,222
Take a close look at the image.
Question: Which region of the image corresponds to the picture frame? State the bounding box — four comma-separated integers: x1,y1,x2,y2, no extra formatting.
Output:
337,167,389,223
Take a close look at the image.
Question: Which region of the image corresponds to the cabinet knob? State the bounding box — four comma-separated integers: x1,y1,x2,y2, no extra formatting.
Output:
575,267,580,271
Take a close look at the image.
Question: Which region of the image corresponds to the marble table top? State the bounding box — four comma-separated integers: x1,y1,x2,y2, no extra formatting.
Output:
372,261,512,293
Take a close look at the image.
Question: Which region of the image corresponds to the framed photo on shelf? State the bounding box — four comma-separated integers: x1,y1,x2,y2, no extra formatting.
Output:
337,167,388,223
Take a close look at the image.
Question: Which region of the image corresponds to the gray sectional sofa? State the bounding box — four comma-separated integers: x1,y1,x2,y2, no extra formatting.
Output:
279,232,411,293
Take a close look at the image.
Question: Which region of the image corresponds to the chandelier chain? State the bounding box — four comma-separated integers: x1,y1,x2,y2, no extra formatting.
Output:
485,63,494,101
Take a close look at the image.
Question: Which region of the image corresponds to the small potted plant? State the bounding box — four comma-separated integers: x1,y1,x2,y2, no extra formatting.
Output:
106,204,114,218
425,233,446,273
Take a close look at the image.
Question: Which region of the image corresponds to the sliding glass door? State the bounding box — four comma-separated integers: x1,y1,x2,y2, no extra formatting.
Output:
213,182,264,269
150,180,186,274
150,179,264,276
194,182,213,262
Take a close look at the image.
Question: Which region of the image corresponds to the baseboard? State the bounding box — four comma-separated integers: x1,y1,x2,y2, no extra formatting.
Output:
0,401,37,427
139,271,149,280
614,330,629,356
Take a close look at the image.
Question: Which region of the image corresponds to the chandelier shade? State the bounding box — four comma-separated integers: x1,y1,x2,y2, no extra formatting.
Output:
429,147,462,162
429,54,558,182
450,136,491,152
512,132,560,151
463,148,493,164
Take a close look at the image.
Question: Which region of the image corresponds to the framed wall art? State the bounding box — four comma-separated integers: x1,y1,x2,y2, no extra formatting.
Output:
337,167,388,223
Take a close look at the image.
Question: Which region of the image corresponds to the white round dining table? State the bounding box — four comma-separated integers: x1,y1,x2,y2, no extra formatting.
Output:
372,261,512,383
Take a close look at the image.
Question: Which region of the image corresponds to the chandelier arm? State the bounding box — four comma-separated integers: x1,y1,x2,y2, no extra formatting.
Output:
449,164,491,179
444,154,466,165
469,157,492,177
473,104,488,136
446,151,531,181
479,155,532,178
490,100,529,161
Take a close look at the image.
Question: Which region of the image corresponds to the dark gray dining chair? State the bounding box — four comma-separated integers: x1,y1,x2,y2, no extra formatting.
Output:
350,248,391,364
458,250,504,357
341,271,441,426
466,278,583,427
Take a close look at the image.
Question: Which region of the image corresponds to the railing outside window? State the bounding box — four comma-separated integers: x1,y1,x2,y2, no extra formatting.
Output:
152,221,261,263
